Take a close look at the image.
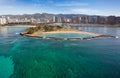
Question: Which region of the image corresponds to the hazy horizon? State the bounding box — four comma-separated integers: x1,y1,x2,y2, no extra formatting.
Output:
0,13,120,17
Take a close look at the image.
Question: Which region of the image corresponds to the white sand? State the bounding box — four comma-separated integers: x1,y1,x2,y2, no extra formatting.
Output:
43,31,100,36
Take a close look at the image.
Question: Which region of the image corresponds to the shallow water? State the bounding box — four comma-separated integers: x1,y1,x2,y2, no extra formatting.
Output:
0,56,14,78
0,26,120,78
39,33,92,38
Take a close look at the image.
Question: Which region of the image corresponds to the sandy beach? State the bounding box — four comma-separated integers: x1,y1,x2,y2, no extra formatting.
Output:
20,25,117,40
23,29,101,37
44,31,100,36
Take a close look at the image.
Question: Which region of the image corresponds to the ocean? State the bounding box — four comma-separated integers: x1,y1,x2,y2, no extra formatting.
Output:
0,26,120,78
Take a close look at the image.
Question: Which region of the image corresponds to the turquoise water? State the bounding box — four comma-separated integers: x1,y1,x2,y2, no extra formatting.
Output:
0,26,120,78
0,56,14,78
39,33,92,39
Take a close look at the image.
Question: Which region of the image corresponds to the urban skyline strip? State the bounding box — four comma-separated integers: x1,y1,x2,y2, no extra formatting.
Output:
0,13,119,25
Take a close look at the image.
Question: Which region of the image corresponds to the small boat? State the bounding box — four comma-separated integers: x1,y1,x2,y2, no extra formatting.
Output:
16,33,19,34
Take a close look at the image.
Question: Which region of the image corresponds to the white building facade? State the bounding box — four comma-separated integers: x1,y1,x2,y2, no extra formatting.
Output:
0,16,7,25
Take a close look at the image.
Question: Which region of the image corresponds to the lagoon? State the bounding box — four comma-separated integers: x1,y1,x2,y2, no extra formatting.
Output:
0,26,120,78
39,33,93,39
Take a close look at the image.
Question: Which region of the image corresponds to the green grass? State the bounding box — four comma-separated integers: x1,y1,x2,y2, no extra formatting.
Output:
23,24,64,34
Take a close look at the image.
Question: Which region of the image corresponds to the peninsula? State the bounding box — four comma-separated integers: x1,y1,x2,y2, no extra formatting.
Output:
20,24,116,40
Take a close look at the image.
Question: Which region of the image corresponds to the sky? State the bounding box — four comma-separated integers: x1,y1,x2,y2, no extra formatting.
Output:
0,0,120,16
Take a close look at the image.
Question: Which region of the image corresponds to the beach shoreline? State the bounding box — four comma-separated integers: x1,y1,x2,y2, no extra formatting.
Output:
20,25,117,40
1,25,36,27
21,28,101,37
20,30,116,40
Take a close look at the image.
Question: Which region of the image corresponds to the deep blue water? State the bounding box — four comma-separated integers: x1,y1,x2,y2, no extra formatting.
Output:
0,26,120,78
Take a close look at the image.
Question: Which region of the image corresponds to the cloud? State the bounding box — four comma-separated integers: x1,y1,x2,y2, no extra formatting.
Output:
47,0,54,4
31,0,54,7
33,4,42,7
55,2,88,7
32,0,54,3
0,0,16,5
71,8,98,14
0,0,15,3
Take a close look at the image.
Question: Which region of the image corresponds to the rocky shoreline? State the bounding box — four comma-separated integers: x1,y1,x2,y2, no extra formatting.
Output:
20,32,117,41
20,24,118,40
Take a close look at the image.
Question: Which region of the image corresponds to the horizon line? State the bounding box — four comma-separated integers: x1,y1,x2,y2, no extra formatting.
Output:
0,13,119,17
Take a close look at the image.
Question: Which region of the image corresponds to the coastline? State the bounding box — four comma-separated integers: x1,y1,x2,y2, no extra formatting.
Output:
20,30,117,40
20,28,117,40
0,24,117,40
1,23,120,27
62,23,120,27
0,25,36,28
20,28,101,37
39,31,100,36
17,25,116,40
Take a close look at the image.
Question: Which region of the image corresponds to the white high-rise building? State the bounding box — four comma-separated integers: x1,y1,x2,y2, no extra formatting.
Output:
57,17,62,23
0,16,7,25
52,16,56,22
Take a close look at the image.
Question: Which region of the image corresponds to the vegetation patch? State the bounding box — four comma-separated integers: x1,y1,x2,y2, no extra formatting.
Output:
22,24,65,34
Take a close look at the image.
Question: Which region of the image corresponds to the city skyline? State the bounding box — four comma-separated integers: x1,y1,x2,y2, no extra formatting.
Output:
0,0,120,16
